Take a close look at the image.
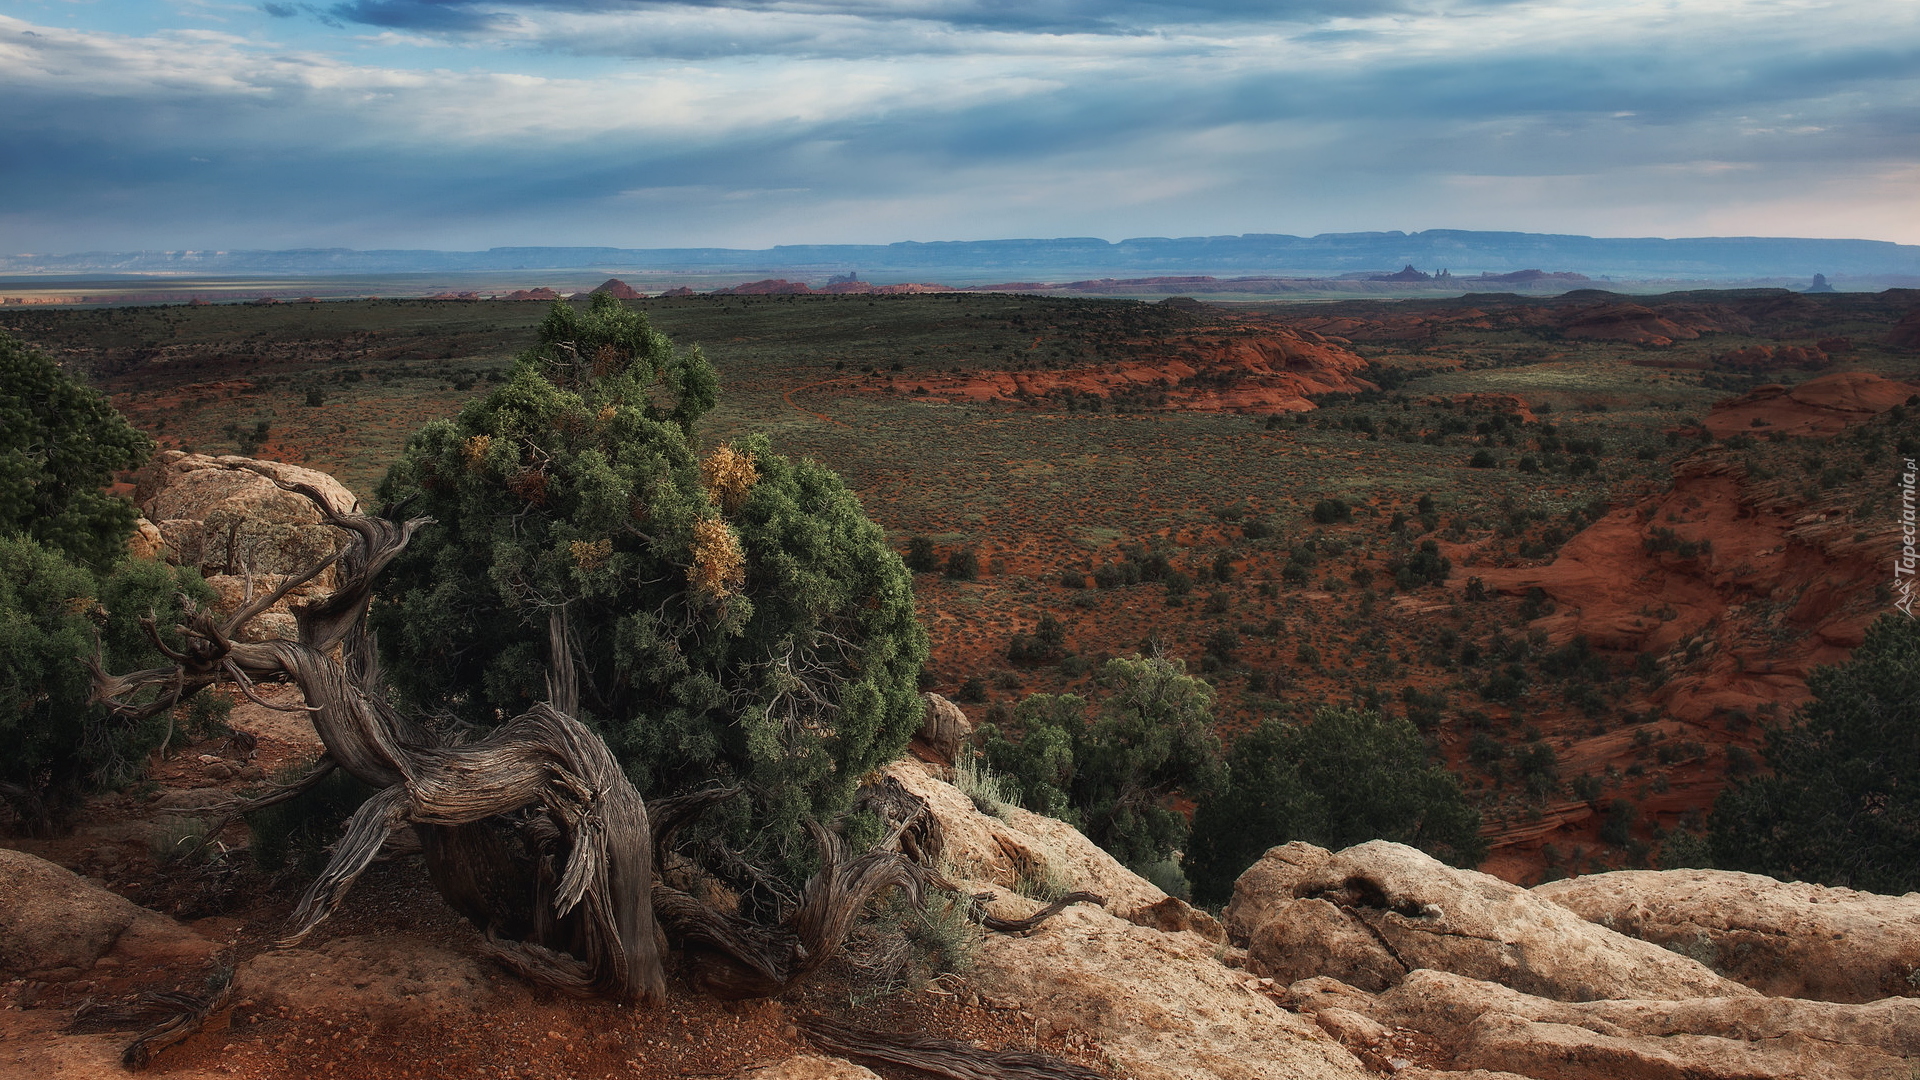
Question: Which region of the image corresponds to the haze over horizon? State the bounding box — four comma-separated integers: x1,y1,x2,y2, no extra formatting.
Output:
1,0,1916,253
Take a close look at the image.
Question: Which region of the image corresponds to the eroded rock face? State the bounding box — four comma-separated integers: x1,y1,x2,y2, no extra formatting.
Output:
884,761,1180,929
885,762,1356,1079
1372,969,1920,1080
1535,869,1920,1003
970,905,1369,1080
0,848,215,979
1223,841,1751,1002
910,693,972,765
131,451,359,641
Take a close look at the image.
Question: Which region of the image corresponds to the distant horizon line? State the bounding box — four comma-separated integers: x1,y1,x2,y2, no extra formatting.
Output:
14,227,1920,258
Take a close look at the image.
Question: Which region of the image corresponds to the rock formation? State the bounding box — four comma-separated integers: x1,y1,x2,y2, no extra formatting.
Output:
1535,869,1920,1003
1222,841,1750,1001
131,451,359,641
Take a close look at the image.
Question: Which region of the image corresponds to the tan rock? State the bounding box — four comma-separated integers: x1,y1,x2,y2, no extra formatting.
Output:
127,516,166,560
1224,841,1753,1002
737,1056,882,1080
970,904,1370,1080
910,692,972,764
132,451,359,640
1375,969,1920,1080
0,848,214,978
1535,868,1920,1003
885,760,1170,924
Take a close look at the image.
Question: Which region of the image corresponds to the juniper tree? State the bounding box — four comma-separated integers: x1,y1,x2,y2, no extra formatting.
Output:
371,296,929,889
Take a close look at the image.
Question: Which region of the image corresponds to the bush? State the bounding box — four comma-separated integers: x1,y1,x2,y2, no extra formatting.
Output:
904,535,939,573
1311,498,1352,525
944,547,980,580
1185,707,1485,904
0,535,211,828
0,333,154,571
1008,613,1068,663
1468,449,1498,469
371,296,928,883
1710,614,1920,892
979,656,1222,870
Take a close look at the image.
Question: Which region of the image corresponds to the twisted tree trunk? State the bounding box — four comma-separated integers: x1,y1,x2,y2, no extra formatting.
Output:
94,471,667,1002
92,463,1093,1014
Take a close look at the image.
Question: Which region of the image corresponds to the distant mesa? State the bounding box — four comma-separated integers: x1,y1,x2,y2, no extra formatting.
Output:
659,286,696,298
826,271,861,285
251,295,281,305
426,291,480,301
590,278,647,299
1369,264,1435,282
1478,269,1591,284
499,287,561,302
1805,273,1837,293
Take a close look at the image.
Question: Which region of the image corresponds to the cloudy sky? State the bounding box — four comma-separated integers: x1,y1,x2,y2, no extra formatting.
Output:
1,0,1916,252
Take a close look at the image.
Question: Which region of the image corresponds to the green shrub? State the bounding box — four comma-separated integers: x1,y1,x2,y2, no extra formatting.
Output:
0,336,211,826
980,656,1222,870
371,296,928,883
0,332,153,572
1710,614,1920,892
1185,706,1485,904
1311,498,1352,525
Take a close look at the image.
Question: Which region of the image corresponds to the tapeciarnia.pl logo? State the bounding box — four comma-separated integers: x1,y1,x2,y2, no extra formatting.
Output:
1898,458,1918,617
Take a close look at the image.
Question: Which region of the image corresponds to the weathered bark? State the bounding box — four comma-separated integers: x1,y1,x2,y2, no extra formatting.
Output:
69,968,234,1071
93,474,668,1003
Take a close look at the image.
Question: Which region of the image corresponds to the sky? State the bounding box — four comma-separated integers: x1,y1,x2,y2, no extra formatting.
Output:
1,0,1916,252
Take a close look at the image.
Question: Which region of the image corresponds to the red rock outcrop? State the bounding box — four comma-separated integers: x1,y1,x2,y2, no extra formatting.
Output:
589,278,646,299
887,327,1375,414
1888,307,1920,349
1703,370,1915,437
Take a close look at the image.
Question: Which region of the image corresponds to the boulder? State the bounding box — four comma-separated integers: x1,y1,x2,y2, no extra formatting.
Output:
1535,868,1920,1003
910,693,972,764
0,848,214,978
970,904,1370,1080
1223,841,1752,1001
132,451,358,640
884,761,1184,929
1373,969,1920,1080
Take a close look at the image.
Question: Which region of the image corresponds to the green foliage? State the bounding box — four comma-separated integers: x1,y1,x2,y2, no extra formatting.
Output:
372,297,928,882
1311,498,1352,525
1007,613,1067,664
0,537,211,826
1711,614,1920,892
0,331,153,571
1184,706,1485,905
979,656,1222,870
904,535,939,573
944,547,980,580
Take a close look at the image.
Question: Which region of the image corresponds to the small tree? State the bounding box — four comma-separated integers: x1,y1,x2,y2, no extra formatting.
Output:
1711,614,1920,892
979,655,1222,870
0,332,208,826
0,332,154,571
372,296,928,887
1184,706,1484,904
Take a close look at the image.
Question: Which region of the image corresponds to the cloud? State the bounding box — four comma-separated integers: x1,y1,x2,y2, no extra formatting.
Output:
0,1,1915,250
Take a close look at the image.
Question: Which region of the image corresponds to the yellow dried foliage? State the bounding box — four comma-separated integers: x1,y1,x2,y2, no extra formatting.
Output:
570,538,613,572
597,404,617,424
700,445,758,513
689,518,746,601
462,434,493,471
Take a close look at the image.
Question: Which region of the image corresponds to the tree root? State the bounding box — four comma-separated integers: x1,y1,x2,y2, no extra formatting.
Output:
70,967,234,1071
800,1016,1107,1080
